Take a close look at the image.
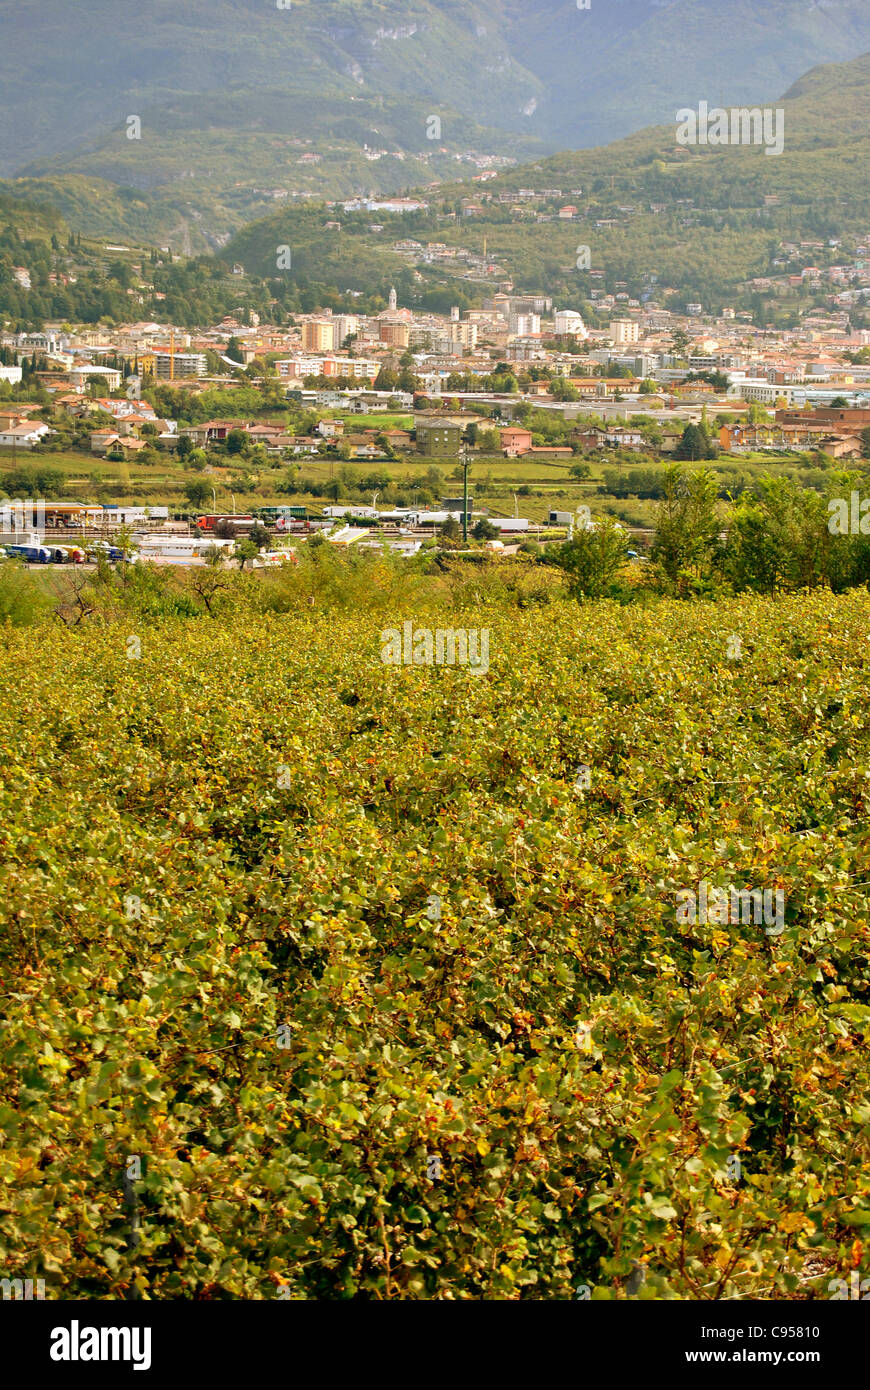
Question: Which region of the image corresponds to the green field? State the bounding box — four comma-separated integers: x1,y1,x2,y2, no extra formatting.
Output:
0,443,824,532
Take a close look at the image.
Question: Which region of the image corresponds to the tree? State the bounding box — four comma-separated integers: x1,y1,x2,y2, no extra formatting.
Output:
184,479,211,508
439,516,461,542
722,476,838,593
550,377,579,402
114,524,137,569
548,517,627,598
861,428,870,460
477,428,501,454
226,429,248,455
234,538,259,570
249,523,271,550
675,423,716,461
472,518,499,541
650,464,720,584
176,435,194,459
226,337,245,364
671,329,691,361
214,519,238,539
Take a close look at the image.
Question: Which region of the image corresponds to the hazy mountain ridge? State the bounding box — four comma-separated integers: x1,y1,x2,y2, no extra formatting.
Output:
4,0,870,181
5,20,870,318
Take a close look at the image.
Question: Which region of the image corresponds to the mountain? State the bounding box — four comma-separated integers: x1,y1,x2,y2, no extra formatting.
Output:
5,0,870,250
218,49,870,319
0,192,66,245
6,92,542,254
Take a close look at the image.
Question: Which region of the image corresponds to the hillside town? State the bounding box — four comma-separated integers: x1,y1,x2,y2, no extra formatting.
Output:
4,261,870,562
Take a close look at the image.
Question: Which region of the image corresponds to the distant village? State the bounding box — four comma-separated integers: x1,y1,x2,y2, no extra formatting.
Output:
4,249,870,562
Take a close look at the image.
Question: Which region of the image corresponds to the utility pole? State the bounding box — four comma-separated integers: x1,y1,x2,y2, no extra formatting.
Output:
461,444,470,543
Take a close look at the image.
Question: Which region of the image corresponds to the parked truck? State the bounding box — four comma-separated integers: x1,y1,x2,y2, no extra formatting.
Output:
5,543,52,564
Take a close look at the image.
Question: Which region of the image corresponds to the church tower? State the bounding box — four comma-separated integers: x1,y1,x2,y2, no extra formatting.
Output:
388,285,397,312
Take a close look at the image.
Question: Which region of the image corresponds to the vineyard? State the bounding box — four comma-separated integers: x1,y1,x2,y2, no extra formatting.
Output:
1,577,868,1299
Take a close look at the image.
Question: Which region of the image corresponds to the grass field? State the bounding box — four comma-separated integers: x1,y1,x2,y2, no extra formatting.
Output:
0,445,811,528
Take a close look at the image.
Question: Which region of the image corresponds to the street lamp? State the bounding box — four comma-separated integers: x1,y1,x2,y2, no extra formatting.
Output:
461,445,470,543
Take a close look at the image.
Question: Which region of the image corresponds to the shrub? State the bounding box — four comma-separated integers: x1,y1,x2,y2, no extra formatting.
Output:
0,593,867,1299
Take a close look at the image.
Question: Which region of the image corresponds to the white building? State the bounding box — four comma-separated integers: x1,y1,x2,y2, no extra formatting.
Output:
68,364,123,391
275,356,380,382
553,309,588,339
611,319,640,345
0,422,52,448
509,312,540,336
332,315,360,348
154,352,207,379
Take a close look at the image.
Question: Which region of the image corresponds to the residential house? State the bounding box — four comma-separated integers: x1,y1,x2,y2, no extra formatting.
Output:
0,422,51,448
416,416,464,457
524,445,574,459
499,426,534,456
341,434,382,459
90,431,119,454
180,420,251,446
